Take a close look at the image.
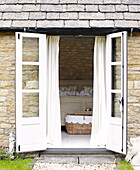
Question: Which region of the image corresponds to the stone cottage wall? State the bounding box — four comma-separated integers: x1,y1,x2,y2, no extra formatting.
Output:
128,32,140,138
0,32,15,148
0,32,140,148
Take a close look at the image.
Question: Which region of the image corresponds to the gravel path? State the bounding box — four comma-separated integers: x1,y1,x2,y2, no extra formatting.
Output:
32,155,120,170
33,160,117,170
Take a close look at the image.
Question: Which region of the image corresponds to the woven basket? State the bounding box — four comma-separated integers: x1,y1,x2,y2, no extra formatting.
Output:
66,122,92,135
65,113,92,135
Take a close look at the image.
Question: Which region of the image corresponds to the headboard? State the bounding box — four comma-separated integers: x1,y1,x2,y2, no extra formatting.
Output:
59,80,93,92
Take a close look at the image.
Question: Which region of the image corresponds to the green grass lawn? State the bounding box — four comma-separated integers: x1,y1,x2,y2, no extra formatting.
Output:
0,158,33,170
117,160,134,170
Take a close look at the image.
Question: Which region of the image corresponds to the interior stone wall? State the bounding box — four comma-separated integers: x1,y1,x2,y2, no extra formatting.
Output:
59,37,94,80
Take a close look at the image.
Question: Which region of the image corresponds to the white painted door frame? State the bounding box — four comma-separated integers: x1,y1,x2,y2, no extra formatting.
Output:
106,31,127,154
16,32,47,152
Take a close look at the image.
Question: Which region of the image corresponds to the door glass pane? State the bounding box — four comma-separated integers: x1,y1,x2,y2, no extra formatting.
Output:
22,93,39,117
111,93,121,118
112,37,121,62
22,65,39,89
112,65,121,90
22,37,39,62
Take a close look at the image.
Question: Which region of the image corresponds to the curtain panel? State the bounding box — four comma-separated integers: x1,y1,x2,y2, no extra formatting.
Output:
90,36,107,147
46,36,61,146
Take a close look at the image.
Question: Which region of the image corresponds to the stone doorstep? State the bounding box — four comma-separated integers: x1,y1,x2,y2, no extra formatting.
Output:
79,155,116,164
36,155,78,164
133,166,140,170
35,155,121,164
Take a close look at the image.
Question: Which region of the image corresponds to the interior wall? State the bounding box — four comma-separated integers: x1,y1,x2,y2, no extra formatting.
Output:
59,37,94,80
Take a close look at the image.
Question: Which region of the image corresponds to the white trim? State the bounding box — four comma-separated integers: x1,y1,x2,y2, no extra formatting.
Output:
16,32,22,152
111,62,121,65
19,32,43,38
107,32,124,38
22,62,39,65
111,90,121,93
122,31,128,155
22,90,40,93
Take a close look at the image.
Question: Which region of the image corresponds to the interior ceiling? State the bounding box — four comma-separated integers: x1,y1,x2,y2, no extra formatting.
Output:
1,27,140,36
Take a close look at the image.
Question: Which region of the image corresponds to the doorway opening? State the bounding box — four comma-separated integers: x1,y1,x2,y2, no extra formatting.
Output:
16,32,127,154
48,36,95,148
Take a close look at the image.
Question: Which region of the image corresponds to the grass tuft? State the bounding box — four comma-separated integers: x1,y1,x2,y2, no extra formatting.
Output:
117,160,134,170
0,158,33,170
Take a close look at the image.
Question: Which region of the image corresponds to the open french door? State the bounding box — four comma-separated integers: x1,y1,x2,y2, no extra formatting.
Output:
16,32,47,152
106,32,127,154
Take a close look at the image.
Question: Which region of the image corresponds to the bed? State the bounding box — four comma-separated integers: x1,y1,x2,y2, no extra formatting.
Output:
60,80,93,125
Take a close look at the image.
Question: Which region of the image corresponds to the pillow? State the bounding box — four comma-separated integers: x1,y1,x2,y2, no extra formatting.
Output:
59,86,78,96
60,86,77,92
60,87,68,92
79,86,93,96
84,86,92,93
90,89,93,95
67,86,77,91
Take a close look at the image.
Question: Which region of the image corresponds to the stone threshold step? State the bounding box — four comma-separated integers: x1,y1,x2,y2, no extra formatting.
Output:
40,148,114,155
35,155,122,164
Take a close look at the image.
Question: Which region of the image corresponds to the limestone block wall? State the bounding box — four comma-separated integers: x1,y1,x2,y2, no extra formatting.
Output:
128,32,140,138
0,32,15,148
22,93,39,118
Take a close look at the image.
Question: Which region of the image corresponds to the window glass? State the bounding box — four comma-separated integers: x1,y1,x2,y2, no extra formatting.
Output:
22,65,39,90
22,93,39,117
111,93,121,118
112,37,121,62
22,37,39,62
111,65,121,90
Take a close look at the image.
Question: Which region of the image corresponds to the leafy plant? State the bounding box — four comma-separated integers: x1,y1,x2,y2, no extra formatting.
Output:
0,148,5,160
13,152,22,159
0,148,13,160
117,160,134,170
0,147,33,170
0,147,22,160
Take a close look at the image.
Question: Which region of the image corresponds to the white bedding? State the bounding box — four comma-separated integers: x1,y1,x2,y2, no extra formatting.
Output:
60,96,93,125
59,86,93,96
65,115,92,124
59,80,93,125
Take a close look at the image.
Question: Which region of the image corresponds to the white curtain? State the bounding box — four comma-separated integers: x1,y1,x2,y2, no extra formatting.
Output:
90,36,107,147
46,36,61,146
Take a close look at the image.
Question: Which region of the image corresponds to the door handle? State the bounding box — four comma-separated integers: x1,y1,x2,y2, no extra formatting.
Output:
119,98,122,104
119,97,124,105
119,97,124,112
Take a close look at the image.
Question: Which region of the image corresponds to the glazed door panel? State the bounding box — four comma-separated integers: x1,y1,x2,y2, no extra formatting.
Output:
16,32,47,152
106,32,127,154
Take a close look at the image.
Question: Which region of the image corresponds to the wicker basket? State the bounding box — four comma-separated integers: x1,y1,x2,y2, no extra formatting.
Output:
66,122,92,135
65,113,92,135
